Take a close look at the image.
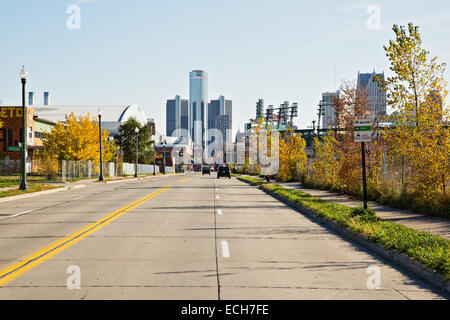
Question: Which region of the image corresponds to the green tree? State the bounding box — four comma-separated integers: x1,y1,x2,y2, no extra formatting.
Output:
116,117,155,164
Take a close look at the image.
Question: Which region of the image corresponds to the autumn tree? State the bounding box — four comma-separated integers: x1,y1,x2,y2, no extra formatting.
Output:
276,128,307,182
312,130,340,188
311,83,384,195
379,23,449,209
42,112,116,162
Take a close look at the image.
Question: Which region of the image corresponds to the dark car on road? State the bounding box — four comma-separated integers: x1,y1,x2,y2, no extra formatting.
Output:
202,167,211,175
217,166,231,179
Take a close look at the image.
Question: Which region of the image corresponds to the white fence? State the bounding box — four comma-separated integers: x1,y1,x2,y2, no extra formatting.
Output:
0,157,174,181
61,160,166,181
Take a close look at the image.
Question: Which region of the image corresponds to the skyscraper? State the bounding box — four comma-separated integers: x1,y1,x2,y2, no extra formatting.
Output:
208,95,232,142
357,71,387,118
189,70,208,146
320,91,340,129
166,95,189,136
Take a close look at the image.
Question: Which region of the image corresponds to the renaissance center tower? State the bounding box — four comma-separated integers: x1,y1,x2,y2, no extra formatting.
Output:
189,70,208,146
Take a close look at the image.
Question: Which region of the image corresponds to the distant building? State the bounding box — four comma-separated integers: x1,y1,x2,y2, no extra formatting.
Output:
357,71,386,118
28,92,35,106
43,92,51,106
32,104,147,136
215,114,232,143
320,91,340,129
189,70,208,146
208,95,232,142
0,106,56,173
166,95,189,137
428,90,444,120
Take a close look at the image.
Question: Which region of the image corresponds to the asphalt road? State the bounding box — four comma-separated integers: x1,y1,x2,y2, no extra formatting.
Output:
0,173,445,299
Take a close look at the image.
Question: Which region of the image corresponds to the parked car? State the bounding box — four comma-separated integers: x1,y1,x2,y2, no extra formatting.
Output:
202,167,211,175
217,166,231,179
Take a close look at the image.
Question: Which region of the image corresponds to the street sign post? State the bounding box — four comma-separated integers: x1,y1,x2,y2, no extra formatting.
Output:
354,119,374,209
8,146,21,152
354,119,373,143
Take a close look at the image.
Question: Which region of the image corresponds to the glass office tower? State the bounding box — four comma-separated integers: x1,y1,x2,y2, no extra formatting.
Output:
166,95,189,136
189,70,208,146
208,95,233,142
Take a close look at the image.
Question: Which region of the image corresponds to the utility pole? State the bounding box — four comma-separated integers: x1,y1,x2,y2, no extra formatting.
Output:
289,103,298,128
317,100,326,134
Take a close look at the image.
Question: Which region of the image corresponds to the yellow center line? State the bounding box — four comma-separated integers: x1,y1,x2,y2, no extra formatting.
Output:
0,182,177,287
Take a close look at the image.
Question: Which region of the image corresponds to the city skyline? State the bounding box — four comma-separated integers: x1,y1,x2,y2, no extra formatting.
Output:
0,1,449,137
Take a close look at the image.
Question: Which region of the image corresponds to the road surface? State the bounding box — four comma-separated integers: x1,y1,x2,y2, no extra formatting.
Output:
0,173,445,299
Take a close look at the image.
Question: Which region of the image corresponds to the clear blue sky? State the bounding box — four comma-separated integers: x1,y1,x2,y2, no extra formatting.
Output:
1,0,449,136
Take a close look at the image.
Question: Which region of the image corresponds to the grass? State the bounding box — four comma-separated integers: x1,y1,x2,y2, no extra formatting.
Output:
0,184,61,198
237,175,450,279
233,174,265,186
0,175,62,188
302,176,450,219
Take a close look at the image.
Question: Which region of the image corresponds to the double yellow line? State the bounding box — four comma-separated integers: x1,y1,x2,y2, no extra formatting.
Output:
0,183,177,287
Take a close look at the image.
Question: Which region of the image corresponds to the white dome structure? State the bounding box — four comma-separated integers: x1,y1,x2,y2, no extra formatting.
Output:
33,104,148,136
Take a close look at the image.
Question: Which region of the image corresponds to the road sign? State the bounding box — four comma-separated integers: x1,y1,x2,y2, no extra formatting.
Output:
354,119,373,142
8,146,21,152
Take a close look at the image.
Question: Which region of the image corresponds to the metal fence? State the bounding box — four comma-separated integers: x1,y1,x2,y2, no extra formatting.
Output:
0,158,169,181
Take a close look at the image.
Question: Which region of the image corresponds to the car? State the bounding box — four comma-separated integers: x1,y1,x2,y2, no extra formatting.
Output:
202,167,211,175
217,166,231,179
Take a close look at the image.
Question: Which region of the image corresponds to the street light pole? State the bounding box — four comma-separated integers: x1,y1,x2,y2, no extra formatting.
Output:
153,143,156,176
163,140,166,175
98,109,104,181
135,127,139,178
19,66,28,190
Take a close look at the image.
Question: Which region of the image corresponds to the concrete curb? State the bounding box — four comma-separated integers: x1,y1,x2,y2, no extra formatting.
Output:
0,185,82,204
237,177,450,297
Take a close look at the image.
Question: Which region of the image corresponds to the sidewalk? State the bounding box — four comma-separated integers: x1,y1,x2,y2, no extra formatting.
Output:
240,175,450,239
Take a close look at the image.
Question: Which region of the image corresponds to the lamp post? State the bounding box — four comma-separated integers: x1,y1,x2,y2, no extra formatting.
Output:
98,109,104,181
153,143,156,176
163,140,166,175
19,66,28,190
135,127,139,178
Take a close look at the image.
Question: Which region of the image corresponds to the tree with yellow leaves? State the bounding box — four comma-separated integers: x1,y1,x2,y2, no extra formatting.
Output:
379,23,449,211
42,112,117,162
312,130,340,188
310,84,384,195
276,128,307,182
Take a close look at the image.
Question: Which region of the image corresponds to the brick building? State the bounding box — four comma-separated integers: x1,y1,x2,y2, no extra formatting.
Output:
0,106,55,173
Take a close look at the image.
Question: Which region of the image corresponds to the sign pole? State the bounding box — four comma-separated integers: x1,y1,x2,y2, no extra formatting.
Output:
361,141,368,209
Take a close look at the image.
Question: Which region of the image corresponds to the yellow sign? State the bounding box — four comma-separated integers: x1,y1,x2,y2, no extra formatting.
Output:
0,107,23,118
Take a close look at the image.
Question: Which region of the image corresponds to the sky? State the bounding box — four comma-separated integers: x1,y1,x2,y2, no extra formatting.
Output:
1,0,449,137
